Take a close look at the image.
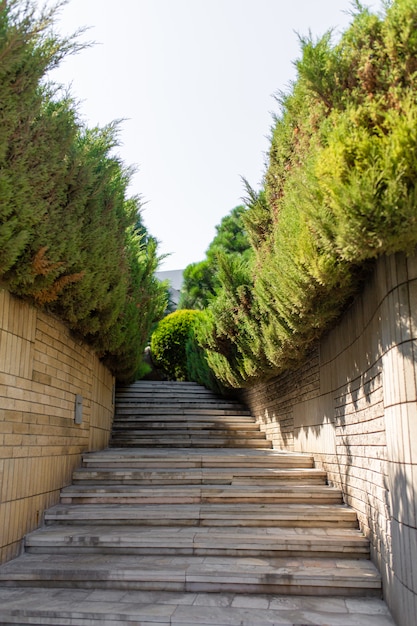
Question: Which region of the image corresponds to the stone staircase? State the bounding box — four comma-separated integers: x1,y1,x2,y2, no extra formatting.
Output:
0,380,394,625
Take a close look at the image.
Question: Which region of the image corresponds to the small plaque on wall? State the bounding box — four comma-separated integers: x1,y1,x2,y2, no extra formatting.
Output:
75,394,83,424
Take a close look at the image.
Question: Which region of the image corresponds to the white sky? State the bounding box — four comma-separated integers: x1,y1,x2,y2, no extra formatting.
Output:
49,0,384,271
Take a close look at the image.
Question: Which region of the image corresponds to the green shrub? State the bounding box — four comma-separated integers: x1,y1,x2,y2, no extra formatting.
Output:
0,0,167,383
185,311,225,394
150,309,201,381
199,0,417,388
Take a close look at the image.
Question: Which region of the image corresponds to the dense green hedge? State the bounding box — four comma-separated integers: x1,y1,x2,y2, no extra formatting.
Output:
195,0,417,388
150,309,201,381
0,0,167,382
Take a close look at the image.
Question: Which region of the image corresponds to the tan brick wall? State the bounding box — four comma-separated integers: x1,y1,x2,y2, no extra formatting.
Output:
0,290,114,564
242,252,417,626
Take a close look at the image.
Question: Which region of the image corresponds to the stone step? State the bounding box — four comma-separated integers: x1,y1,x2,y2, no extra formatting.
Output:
72,467,327,486
115,404,250,413
82,448,315,469
116,396,246,405
115,393,246,401
116,388,223,397
118,381,203,387
112,423,261,433
0,553,382,597
114,406,251,415
110,431,268,442
59,484,343,505
25,525,370,558
115,410,254,417
112,418,259,428
45,503,360,528
109,438,273,449
117,381,210,390
0,587,396,626
116,388,221,394
111,428,267,438
120,380,201,384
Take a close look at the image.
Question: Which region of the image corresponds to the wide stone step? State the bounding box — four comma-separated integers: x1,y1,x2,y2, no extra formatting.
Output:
72,467,327,486
110,431,268,442
116,388,225,396
117,381,203,388
117,382,211,391
82,448,315,469
115,408,252,417
115,404,250,413
59,484,343,505
0,587,395,626
111,428,267,438
109,438,273,449
114,406,251,415
45,503,360,528
0,553,382,596
112,418,259,429
116,396,246,405
115,394,247,402
116,387,221,394
0,588,396,626
25,525,370,558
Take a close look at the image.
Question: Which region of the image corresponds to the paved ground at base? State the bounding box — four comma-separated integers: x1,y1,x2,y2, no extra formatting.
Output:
0,587,396,625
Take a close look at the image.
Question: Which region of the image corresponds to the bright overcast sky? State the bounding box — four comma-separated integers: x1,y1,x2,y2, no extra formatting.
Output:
49,0,384,271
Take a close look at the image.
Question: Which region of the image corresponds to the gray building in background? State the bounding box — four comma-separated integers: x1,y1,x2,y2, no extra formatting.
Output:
155,269,184,308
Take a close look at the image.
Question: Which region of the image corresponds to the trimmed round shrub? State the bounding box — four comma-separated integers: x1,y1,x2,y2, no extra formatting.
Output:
150,309,201,381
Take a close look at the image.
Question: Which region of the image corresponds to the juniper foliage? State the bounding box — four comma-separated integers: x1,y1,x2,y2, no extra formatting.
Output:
195,0,417,388
0,0,167,382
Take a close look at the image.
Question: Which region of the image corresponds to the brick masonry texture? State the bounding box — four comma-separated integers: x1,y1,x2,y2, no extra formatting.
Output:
0,290,114,565
241,252,417,626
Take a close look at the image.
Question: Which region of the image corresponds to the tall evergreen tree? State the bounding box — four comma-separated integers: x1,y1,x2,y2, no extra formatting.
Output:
179,205,252,309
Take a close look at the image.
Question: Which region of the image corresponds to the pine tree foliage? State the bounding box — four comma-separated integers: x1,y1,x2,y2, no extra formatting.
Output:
178,205,252,310
0,0,167,382
179,259,216,310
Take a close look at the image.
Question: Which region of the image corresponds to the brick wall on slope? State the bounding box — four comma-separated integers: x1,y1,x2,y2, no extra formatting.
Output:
241,252,417,626
0,290,114,564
